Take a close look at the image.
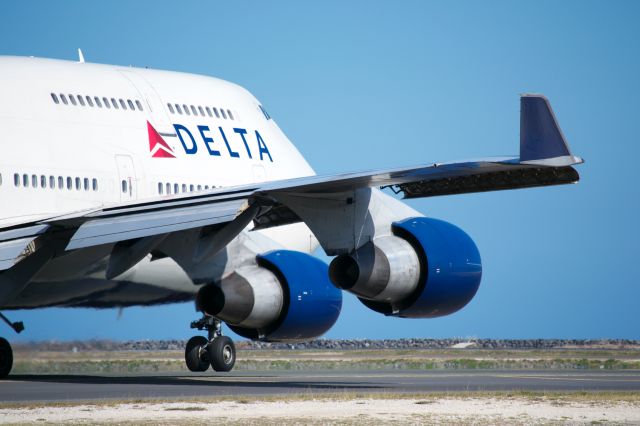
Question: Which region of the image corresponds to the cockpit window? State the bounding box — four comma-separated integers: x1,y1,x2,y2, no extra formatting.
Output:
259,105,271,120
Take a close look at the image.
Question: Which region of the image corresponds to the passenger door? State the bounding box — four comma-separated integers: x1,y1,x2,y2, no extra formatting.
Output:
115,154,137,201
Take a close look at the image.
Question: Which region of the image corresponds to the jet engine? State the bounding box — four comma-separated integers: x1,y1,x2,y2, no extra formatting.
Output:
329,217,482,318
197,250,342,342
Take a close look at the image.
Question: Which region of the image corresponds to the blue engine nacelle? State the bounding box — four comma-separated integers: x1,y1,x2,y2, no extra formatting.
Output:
329,217,482,318
196,250,342,342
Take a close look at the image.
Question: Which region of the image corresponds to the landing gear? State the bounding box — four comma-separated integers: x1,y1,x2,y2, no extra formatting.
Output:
185,315,236,373
0,338,12,379
185,336,210,372
0,312,23,379
209,335,235,372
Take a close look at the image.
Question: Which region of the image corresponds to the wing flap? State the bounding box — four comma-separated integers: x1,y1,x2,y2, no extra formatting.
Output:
66,199,246,250
399,164,579,198
0,237,37,271
0,224,49,244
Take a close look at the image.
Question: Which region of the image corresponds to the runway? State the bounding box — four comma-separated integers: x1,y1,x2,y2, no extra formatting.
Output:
2,370,640,403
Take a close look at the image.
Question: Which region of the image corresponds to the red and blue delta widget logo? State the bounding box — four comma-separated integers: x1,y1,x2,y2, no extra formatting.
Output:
147,121,273,162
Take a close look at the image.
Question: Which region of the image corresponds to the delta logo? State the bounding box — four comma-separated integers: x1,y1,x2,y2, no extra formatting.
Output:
147,121,176,158
147,121,273,162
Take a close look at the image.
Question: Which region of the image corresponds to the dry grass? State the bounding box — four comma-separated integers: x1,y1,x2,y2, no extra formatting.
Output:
11,347,640,374
1,390,639,410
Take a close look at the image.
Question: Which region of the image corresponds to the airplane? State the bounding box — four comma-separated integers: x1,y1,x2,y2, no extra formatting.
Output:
0,54,582,378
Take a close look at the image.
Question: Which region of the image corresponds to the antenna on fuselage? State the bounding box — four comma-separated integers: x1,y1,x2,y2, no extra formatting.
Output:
77,48,85,63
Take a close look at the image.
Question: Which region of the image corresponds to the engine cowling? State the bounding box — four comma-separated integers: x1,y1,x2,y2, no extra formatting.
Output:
197,250,342,342
329,217,482,318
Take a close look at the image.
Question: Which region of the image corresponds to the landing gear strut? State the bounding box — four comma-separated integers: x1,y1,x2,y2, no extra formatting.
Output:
0,312,23,379
185,315,236,372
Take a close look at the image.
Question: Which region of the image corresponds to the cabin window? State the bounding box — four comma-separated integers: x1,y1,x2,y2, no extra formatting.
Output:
181,184,187,193
190,105,198,115
167,103,175,114
60,94,68,105
158,182,163,194
198,106,205,116
213,107,220,118
69,95,78,106
183,104,190,115
40,175,46,188
189,184,194,192
127,99,135,110
119,99,127,110
111,98,119,109
166,183,171,194
66,177,72,190
58,176,63,189
77,95,85,106
220,109,227,119
22,174,29,188
13,173,19,187
75,177,81,190
31,175,38,188
227,110,234,120
51,93,59,104
83,178,89,191
103,97,111,109
85,96,94,107
205,107,212,117
121,180,128,193
92,178,98,191
49,176,55,189
174,183,179,194
197,185,202,191
136,100,144,111
175,104,182,114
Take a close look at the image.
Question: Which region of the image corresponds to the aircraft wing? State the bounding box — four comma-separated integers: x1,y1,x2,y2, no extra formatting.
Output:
0,94,582,273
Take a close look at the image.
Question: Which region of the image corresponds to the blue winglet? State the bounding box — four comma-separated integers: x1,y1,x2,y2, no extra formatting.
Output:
520,94,577,164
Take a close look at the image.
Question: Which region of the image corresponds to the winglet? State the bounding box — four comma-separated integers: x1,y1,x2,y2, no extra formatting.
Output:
520,94,582,166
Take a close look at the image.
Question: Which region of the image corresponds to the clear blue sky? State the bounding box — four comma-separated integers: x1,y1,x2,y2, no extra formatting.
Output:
1,0,638,341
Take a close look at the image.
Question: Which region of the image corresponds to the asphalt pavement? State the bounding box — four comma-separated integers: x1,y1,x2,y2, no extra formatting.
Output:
1,370,639,403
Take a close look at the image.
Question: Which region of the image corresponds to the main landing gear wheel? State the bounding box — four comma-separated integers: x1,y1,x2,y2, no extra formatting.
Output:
0,312,23,379
0,337,12,379
185,335,210,372
186,315,237,373
209,336,236,372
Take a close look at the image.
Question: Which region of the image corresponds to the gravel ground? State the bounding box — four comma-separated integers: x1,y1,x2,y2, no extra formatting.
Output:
1,397,639,425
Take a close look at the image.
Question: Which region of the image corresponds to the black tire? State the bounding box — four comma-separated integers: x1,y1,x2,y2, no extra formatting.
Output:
209,336,235,372
0,338,12,379
185,335,210,372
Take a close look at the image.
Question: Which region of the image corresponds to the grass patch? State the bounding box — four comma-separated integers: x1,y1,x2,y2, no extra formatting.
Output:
12,356,640,374
164,406,207,411
9,346,640,381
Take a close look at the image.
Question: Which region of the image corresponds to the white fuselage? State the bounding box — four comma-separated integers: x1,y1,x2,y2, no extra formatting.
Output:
0,56,318,300
0,56,314,224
